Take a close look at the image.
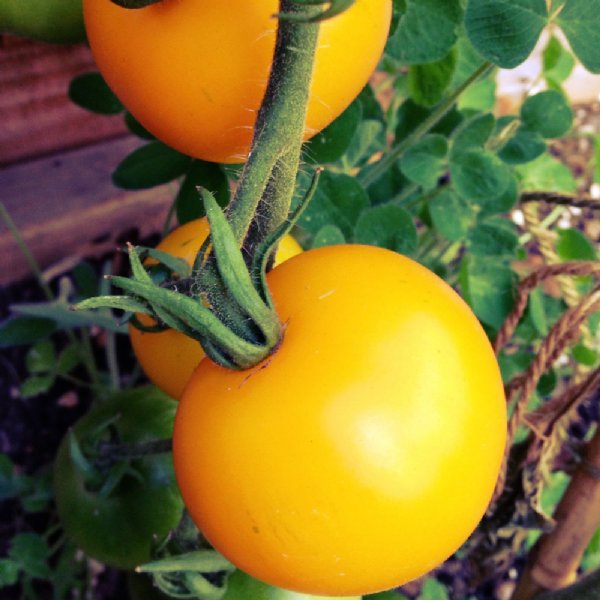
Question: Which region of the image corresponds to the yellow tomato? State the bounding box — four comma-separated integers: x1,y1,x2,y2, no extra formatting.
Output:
129,218,302,399
173,244,507,596
83,0,392,163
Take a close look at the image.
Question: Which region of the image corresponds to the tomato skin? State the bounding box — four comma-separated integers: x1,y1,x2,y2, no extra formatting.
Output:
82,0,392,163
53,387,184,570
173,245,507,596
128,218,302,399
0,0,85,43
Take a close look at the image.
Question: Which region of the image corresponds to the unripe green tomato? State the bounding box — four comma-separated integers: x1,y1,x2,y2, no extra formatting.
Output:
0,0,85,43
53,387,184,570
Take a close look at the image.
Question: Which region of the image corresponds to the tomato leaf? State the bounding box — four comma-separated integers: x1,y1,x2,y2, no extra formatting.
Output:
0,316,56,349
25,340,56,374
464,0,548,68
297,171,369,239
343,120,386,169
419,577,450,600
0,559,20,587
450,149,512,203
408,50,457,107
8,533,52,580
20,375,56,399
68,72,123,115
520,90,573,139
451,112,496,154
542,35,576,85
460,255,517,329
400,134,448,190
387,0,463,64
429,189,476,242
354,205,418,255
498,125,547,165
556,228,598,261
311,225,346,248
304,100,362,164
515,153,577,192
555,0,600,73
467,218,519,258
113,142,192,190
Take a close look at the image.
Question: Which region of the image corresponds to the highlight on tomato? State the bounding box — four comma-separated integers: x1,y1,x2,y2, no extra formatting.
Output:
82,0,392,163
173,244,507,596
128,218,303,399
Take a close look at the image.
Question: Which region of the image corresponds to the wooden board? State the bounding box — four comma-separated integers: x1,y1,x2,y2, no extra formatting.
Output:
0,35,127,166
0,136,174,286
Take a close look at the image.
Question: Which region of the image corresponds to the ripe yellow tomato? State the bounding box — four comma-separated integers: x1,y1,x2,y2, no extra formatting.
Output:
83,0,392,163
173,244,506,596
129,218,302,399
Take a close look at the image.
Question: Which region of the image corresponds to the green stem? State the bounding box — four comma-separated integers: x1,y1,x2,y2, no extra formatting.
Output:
518,205,565,245
78,328,102,390
360,61,493,188
225,0,320,247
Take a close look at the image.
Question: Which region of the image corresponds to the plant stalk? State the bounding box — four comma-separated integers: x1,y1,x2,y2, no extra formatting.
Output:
224,0,321,249
360,61,493,188
511,426,600,600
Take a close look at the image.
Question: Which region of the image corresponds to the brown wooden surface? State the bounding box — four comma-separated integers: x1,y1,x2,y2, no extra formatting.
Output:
0,136,174,286
0,34,127,166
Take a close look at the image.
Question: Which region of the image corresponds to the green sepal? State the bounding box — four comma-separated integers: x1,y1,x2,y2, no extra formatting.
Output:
184,572,227,600
127,242,155,284
250,167,321,306
68,430,103,490
73,295,151,314
202,190,281,349
138,550,232,574
111,274,269,368
97,461,145,499
137,247,192,279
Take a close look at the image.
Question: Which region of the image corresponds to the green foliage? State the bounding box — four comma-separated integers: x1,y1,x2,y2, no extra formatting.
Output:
387,0,462,64
112,142,192,189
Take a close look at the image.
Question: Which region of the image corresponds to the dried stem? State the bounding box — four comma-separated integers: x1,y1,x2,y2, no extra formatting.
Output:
511,425,600,600
521,192,600,211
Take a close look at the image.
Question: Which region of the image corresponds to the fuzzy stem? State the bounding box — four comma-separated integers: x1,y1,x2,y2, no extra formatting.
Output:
225,0,320,247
